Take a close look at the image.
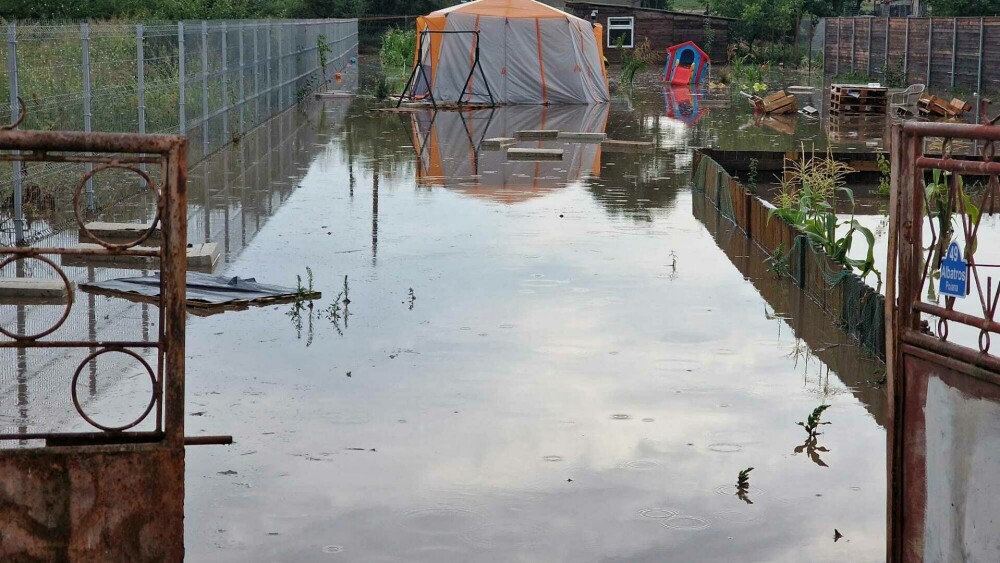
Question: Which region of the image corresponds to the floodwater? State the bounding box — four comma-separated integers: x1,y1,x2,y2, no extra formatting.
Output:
3,70,892,561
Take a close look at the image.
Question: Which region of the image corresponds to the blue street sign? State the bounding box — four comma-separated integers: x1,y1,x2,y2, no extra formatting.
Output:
939,241,969,299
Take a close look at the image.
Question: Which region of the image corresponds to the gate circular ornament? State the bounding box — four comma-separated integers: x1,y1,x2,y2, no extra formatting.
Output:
0,254,74,341
73,163,162,250
71,347,158,432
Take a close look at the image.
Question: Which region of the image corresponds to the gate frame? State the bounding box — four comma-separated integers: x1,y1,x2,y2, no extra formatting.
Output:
887,121,1000,562
0,130,190,447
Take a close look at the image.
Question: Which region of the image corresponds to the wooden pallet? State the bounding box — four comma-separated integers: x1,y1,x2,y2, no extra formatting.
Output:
917,93,971,118
830,84,888,115
749,90,798,114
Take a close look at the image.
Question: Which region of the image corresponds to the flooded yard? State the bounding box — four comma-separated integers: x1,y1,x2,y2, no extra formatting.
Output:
178,83,887,560
3,73,893,561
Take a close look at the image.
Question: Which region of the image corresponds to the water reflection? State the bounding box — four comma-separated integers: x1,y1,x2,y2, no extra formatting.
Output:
663,86,709,126
410,105,608,204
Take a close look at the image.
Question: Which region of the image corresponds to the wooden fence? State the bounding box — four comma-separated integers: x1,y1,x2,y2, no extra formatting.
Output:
691,150,886,360
823,17,1000,93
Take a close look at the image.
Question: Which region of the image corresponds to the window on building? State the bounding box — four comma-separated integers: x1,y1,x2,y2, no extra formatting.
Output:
607,17,634,49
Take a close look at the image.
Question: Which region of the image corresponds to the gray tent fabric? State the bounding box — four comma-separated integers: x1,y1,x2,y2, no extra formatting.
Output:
82,272,305,305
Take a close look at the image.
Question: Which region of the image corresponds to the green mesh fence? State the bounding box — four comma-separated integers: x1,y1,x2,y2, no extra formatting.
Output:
691,151,886,361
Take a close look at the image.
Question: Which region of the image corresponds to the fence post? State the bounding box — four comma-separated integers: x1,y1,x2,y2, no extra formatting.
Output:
885,18,890,74
7,23,23,245
137,24,146,135
238,23,245,136
221,22,229,145
977,17,985,94
867,18,873,77
201,21,209,155
835,19,840,76
951,18,957,88
253,24,260,125
266,22,273,116
926,18,932,85
851,18,856,73
81,23,94,210
903,17,909,78
179,22,186,134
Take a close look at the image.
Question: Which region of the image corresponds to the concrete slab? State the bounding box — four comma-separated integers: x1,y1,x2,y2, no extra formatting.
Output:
515,130,559,140
61,242,220,272
79,222,160,245
507,148,564,161
482,137,517,149
0,277,72,299
315,91,355,99
601,139,654,153
558,132,606,142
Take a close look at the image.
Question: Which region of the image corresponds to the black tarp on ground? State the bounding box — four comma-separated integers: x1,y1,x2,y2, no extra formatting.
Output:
81,272,318,308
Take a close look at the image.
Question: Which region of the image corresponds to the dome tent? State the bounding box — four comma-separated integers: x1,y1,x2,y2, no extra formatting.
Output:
409,0,610,105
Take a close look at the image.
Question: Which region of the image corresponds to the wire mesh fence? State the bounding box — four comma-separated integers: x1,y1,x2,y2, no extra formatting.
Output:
0,18,359,247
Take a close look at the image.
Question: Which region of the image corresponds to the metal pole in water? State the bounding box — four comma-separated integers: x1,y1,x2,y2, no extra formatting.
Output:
7,23,24,245
221,21,229,144
179,22,186,134
201,21,209,155
137,24,146,135
81,23,94,211
238,23,246,136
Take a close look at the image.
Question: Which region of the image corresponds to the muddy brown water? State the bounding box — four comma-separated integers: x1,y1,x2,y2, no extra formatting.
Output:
4,73,891,561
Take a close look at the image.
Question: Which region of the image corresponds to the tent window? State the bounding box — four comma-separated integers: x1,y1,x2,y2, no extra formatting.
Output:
606,17,634,49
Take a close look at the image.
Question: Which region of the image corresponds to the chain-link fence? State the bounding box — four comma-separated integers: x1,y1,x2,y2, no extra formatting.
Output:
0,18,358,246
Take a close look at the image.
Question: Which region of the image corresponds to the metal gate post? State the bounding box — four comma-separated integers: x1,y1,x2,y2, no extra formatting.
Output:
81,23,94,210
7,23,23,244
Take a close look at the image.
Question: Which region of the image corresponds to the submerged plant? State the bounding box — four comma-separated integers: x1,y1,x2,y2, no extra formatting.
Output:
735,467,754,504
770,146,881,286
407,287,416,310
288,267,317,346
797,404,831,438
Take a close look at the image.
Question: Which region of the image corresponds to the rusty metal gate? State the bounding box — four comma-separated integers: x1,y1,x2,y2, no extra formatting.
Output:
0,126,191,447
887,122,1000,562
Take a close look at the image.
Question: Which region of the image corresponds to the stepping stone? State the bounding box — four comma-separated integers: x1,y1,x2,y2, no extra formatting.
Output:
601,140,654,153
558,132,606,142
61,243,220,272
482,137,517,149
0,277,72,301
507,148,563,161
515,130,559,140
79,222,160,244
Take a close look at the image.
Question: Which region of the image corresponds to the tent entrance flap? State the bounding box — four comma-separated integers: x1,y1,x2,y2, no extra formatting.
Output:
399,30,495,108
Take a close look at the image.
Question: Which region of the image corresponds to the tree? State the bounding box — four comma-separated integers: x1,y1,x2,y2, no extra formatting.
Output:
708,0,802,52
926,0,1000,16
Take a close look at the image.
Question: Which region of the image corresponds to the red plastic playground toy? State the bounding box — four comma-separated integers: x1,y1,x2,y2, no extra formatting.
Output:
662,41,710,86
